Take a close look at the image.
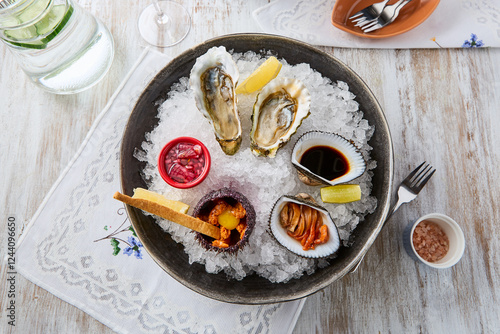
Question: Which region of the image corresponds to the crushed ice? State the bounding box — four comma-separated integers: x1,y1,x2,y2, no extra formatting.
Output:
135,51,377,283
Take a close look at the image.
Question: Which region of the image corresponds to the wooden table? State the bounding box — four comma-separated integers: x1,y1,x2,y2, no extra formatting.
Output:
1,1,499,333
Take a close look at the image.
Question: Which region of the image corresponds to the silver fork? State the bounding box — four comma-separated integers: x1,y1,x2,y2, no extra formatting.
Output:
386,161,436,219
350,161,436,273
349,0,391,27
362,0,413,32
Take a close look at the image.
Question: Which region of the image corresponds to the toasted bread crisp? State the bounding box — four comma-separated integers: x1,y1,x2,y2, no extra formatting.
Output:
113,192,220,239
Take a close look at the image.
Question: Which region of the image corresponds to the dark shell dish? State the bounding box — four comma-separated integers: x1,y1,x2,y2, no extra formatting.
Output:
192,187,256,253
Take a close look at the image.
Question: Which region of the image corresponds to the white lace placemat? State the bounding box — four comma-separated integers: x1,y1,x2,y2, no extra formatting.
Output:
254,0,500,48
16,48,305,334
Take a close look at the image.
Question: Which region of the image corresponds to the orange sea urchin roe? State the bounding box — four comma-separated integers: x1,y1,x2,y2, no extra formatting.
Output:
279,202,329,251
201,199,247,248
412,220,449,262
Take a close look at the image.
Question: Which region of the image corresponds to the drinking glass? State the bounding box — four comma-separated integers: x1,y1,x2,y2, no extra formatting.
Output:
0,0,114,94
137,0,191,47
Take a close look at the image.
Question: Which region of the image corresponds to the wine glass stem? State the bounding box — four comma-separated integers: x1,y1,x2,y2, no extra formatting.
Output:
152,0,169,25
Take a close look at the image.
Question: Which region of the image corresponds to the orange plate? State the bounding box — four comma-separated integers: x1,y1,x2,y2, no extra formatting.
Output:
332,0,440,39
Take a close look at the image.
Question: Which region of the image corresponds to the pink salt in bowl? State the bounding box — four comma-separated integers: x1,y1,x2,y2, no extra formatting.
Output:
158,137,211,189
404,213,465,269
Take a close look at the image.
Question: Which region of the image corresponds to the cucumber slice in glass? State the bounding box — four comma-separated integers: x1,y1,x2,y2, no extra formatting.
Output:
3,4,73,50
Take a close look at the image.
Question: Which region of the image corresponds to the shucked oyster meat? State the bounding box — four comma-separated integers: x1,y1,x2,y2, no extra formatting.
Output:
190,46,242,155
250,77,311,158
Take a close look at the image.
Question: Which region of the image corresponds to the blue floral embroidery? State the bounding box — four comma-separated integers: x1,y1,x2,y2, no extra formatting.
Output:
94,207,144,259
462,33,484,47
124,236,143,259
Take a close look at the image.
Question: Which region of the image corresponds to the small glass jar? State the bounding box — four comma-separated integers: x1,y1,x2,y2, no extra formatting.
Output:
0,0,114,94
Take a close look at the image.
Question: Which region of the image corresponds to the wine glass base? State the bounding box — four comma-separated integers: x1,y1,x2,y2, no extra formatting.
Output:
138,0,191,47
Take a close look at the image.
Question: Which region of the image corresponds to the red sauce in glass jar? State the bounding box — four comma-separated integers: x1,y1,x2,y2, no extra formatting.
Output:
164,142,206,183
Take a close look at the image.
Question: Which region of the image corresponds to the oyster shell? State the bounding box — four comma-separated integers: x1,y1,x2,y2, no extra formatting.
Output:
269,194,341,258
192,187,256,253
250,77,311,158
291,131,366,186
190,46,242,155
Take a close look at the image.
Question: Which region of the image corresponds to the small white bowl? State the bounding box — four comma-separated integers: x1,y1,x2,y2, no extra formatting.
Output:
403,213,465,269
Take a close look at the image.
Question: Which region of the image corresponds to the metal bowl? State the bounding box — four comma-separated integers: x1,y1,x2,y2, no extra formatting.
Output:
120,33,393,304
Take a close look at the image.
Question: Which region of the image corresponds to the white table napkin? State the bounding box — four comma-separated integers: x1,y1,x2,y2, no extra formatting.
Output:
254,0,500,48
16,48,305,334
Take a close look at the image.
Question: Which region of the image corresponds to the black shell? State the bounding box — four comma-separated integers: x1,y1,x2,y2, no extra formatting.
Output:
192,187,256,253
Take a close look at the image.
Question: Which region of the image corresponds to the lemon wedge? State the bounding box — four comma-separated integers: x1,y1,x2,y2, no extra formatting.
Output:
235,56,282,94
320,185,362,204
132,188,189,214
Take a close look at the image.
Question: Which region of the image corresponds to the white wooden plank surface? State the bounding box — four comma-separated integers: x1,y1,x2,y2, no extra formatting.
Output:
1,1,499,333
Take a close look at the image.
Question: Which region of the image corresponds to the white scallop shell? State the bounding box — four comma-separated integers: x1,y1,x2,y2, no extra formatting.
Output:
269,195,341,258
291,131,366,186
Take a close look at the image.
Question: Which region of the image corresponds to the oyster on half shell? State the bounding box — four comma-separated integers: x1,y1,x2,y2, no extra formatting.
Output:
250,77,311,158
269,194,341,258
190,46,242,155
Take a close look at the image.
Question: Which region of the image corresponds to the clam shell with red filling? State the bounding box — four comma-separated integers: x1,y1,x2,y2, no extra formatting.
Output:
269,194,341,258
